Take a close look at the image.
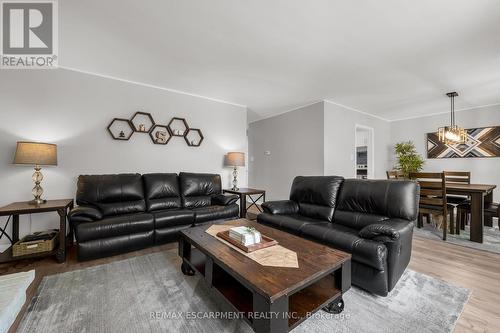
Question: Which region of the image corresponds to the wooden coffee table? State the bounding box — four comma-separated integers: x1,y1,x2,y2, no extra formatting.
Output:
178,219,351,333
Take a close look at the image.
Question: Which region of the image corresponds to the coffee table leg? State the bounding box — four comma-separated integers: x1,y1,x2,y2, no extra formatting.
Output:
178,238,195,276
240,194,247,218
181,261,195,276
323,296,344,314
253,293,288,333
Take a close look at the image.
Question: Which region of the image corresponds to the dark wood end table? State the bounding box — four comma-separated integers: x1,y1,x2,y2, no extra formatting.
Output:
223,188,266,219
0,199,74,263
179,219,351,333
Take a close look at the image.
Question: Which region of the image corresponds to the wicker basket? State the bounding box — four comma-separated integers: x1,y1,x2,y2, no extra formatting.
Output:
13,232,58,257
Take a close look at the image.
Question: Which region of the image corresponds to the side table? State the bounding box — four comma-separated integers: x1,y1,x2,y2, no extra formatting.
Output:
0,199,74,263
223,188,265,219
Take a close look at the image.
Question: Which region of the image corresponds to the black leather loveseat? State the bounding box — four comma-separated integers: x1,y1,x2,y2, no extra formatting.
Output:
68,172,239,261
258,176,418,296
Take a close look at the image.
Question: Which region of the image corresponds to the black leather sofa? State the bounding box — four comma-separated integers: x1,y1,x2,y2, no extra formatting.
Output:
68,172,239,261
258,176,418,296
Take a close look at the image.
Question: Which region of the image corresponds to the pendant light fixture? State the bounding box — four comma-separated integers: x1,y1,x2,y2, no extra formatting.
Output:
438,92,467,144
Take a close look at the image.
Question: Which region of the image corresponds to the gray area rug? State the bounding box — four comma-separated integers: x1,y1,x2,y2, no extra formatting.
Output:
414,218,500,254
18,250,470,333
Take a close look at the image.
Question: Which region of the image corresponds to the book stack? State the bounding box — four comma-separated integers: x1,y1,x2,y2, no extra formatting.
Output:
229,226,262,246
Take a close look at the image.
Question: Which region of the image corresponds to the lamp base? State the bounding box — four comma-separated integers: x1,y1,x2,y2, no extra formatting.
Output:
28,198,46,205
29,165,46,205
232,166,239,192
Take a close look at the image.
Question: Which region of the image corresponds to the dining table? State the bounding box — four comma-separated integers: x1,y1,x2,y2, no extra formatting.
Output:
446,183,497,243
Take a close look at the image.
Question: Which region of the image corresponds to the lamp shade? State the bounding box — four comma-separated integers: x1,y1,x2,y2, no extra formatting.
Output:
13,142,57,166
226,152,245,167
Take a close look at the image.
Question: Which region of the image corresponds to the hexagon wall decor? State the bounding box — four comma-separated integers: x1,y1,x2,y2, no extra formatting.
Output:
149,125,172,145
184,128,204,147
107,113,204,147
107,118,134,140
130,111,155,133
168,117,189,136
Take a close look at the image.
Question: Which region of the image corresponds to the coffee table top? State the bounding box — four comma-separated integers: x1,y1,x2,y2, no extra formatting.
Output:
180,219,351,301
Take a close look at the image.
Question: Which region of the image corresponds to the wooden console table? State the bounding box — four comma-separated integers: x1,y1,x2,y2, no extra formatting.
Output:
0,199,74,263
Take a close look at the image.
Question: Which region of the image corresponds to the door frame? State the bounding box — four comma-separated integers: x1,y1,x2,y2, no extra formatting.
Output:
354,124,375,179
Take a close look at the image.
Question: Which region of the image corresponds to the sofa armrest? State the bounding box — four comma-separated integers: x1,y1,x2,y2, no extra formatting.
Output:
68,206,103,223
359,223,401,242
359,219,414,293
261,200,299,215
211,194,239,206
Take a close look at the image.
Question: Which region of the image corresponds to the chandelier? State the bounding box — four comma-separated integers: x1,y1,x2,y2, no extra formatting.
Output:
438,92,467,144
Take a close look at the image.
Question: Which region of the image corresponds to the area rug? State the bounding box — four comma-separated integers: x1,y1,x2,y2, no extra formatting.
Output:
18,250,470,333
0,270,34,333
414,219,500,255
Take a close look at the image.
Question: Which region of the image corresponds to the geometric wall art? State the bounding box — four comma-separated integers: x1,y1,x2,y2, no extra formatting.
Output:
427,126,500,158
107,112,204,147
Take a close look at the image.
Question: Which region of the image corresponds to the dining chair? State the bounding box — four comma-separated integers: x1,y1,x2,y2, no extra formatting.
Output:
444,171,471,205
457,201,499,230
410,172,455,240
386,170,404,179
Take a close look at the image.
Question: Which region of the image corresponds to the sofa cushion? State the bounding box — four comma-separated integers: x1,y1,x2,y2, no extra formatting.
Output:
257,213,329,235
337,179,418,221
153,209,194,228
333,210,389,230
192,204,239,224
143,173,182,211
290,176,344,222
180,172,222,208
154,225,191,245
77,231,154,261
75,213,154,242
301,223,387,271
76,174,146,217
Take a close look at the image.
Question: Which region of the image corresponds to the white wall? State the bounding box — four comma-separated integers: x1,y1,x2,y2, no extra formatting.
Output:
248,101,392,200
248,102,324,200
0,69,247,242
324,101,391,179
390,105,500,201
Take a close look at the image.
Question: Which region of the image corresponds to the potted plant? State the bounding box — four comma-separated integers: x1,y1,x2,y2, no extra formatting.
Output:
394,141,425,179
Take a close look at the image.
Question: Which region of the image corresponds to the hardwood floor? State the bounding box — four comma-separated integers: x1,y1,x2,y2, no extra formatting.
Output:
410,235,500,333
1,229,499,332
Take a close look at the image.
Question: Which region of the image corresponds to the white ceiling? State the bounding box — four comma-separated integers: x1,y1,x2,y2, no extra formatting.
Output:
60,0,500,122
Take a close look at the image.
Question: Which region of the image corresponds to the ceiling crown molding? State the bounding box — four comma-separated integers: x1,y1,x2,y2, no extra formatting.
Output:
58,66,248,109
323,99,390,122
388,102,500,122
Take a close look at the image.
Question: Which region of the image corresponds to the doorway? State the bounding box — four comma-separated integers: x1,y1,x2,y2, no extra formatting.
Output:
355,125,374,179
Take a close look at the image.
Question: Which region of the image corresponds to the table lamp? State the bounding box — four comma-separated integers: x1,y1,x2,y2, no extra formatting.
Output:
13,141,58,205
226,152,245,191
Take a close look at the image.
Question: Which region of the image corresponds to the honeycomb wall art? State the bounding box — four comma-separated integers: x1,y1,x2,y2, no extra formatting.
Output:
107,112,204,147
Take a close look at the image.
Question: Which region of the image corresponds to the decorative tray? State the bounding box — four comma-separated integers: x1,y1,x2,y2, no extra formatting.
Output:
216,230,278,253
